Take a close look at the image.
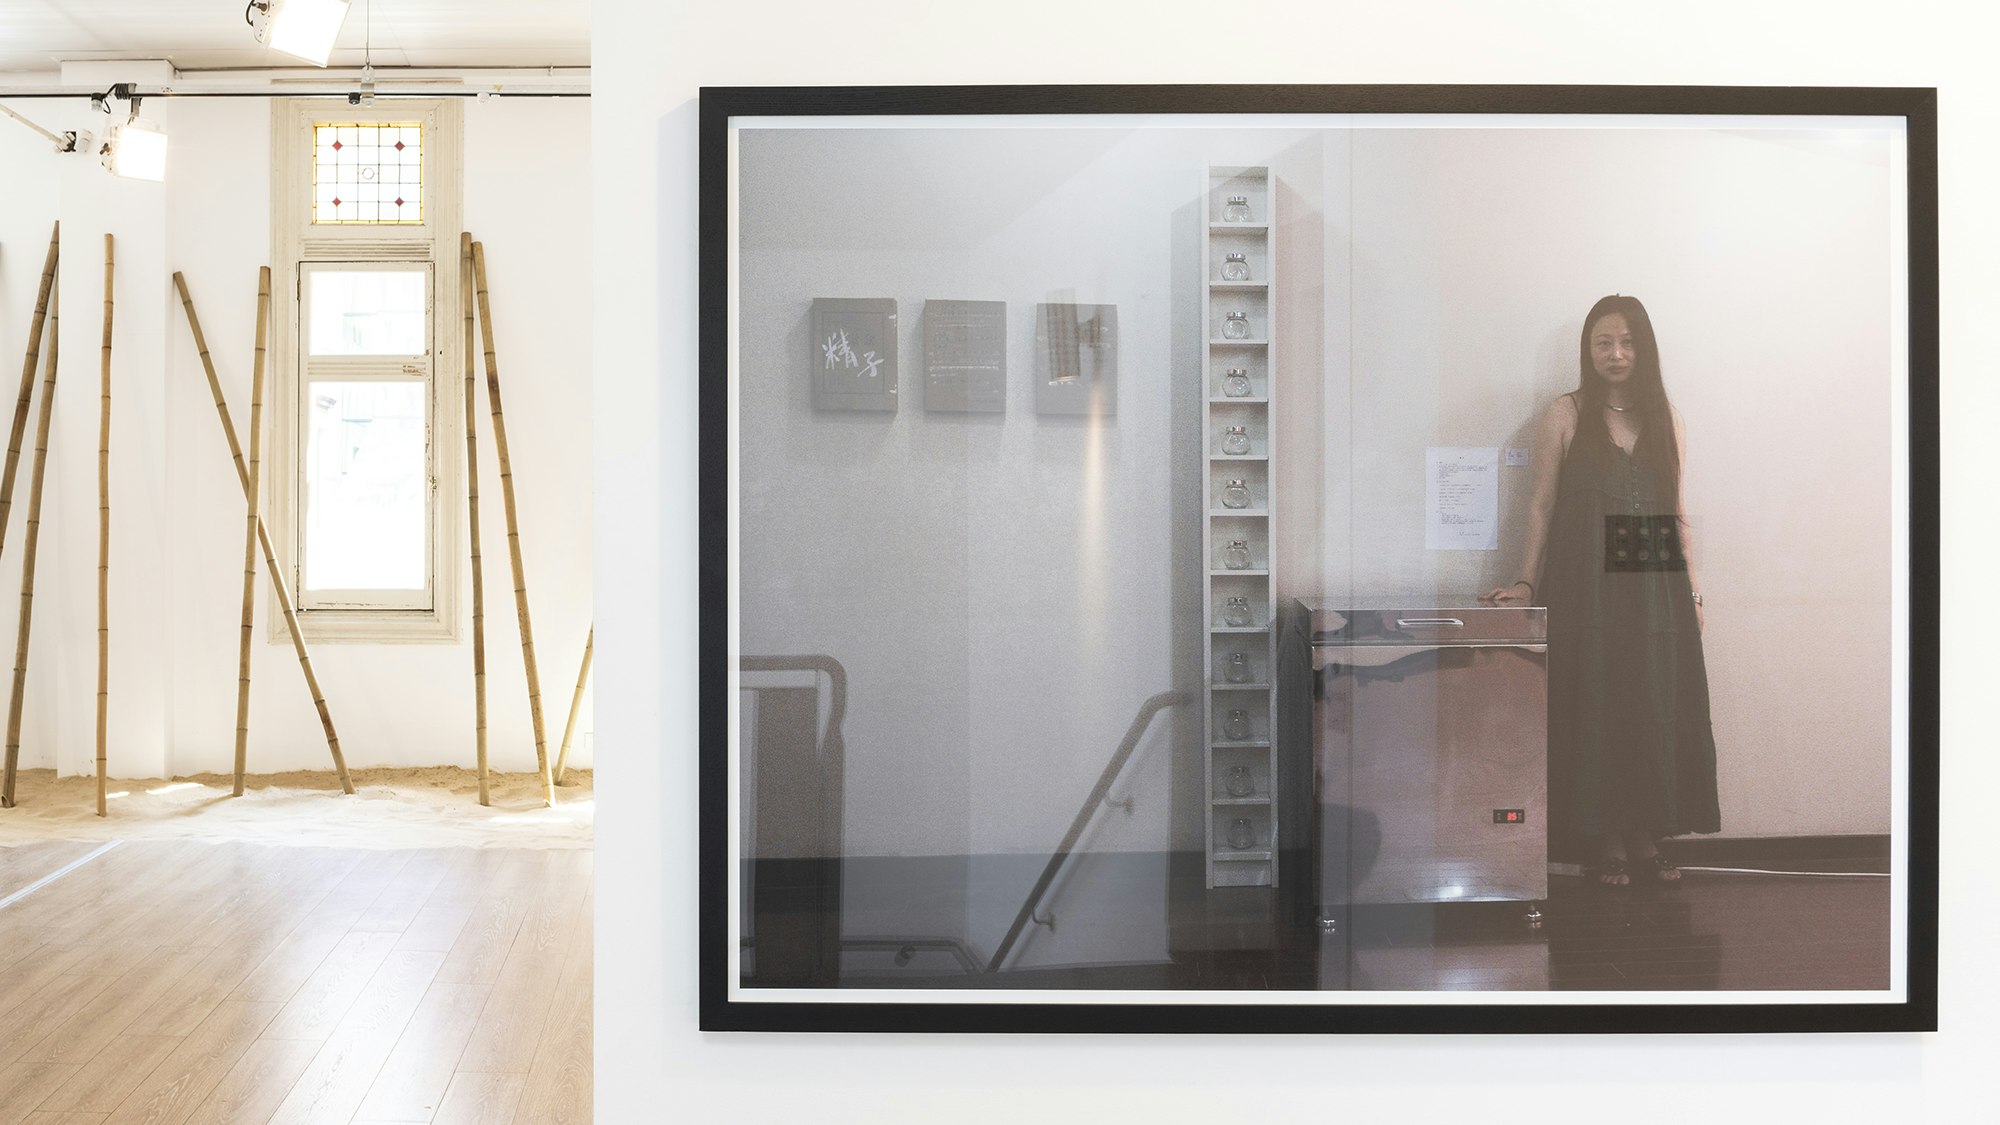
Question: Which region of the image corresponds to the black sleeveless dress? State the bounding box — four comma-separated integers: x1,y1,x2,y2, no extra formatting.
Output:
1543,402,1721,847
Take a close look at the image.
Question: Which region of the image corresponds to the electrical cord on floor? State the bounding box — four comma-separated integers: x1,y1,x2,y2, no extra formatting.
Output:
1676,865,1890,878
1551,861,1890,879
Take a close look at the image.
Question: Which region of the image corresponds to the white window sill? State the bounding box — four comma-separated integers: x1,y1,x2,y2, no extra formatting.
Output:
273,607,461,645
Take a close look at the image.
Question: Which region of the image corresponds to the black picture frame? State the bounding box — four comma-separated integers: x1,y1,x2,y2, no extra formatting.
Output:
699,83,1939,1034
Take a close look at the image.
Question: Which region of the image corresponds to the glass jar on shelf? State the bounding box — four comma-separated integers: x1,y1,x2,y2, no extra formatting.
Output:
1223,539,1251,570
1223,195,1253,223
1221,479,1251,509
1220,425,1250,455
1222,596,1253,627
1221,252,1250,282
1222,312,1251,340
1221,368,1252,398
1225,817,1256,850
1224,652,1252,683
1222,708,1251,741
1225,765,1254,798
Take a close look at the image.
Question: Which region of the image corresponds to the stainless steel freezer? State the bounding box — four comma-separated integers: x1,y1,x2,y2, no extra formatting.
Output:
1291,599,1549,911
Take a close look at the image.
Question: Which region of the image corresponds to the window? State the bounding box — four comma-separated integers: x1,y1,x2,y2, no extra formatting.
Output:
272,100,463,641
312,123,424,224
299,263,432,606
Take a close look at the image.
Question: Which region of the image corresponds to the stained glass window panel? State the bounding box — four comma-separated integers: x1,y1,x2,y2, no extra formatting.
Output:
312,122,423,224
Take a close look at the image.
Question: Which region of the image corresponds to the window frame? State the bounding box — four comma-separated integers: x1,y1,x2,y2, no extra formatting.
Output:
297,259,435,610
271,98,464,642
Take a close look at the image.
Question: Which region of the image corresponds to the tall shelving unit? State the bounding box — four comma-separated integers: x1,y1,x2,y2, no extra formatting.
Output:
1201,166,1277,889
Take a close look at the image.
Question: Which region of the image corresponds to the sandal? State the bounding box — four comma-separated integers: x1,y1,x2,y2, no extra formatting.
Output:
1586,857,1630,886
1636,853,1683,884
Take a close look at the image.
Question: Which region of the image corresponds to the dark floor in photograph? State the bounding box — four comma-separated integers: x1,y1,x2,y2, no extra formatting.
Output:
747,849,1892,993
1171,869,1893,993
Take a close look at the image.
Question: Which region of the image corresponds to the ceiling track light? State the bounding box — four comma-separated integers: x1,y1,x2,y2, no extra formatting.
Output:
247,0,353,68
0,101,87,154
96,85,167,182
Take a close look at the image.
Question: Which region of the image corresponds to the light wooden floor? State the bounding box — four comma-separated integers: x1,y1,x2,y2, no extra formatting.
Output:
0,839,591,1123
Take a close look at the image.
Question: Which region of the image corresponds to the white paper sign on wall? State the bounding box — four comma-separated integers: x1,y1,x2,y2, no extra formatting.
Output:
1426,446,1500,551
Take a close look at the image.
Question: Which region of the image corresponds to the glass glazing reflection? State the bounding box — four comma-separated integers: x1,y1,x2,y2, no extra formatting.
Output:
727,114,1910,1007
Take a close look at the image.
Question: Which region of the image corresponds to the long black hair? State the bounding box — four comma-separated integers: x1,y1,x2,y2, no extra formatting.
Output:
1573,294,1680,515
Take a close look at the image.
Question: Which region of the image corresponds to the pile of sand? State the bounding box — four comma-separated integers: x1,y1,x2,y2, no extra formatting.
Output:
0,766,592,849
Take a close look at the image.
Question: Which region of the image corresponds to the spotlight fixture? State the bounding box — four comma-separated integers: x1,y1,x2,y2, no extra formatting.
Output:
247,0,352,67
0,101,87,154
99,94,167,182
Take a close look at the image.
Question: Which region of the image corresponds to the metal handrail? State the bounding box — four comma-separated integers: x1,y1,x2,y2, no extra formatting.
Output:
985,689,1186,974
738,655,848,985
739,654,847,764
737,662,1183,980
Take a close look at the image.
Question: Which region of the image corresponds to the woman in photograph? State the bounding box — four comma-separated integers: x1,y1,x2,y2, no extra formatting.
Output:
1483,294,1721,885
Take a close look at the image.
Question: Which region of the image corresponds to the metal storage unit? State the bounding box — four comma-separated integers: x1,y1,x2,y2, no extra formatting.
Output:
1292,599,1549,914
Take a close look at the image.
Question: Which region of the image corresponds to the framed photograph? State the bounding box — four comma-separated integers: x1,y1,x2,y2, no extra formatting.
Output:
701,85,1938,1033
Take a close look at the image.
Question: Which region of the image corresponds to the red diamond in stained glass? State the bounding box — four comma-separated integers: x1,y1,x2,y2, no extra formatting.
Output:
331,140,342,150
331,197,341,207
394,141,405,151
394,197,405,208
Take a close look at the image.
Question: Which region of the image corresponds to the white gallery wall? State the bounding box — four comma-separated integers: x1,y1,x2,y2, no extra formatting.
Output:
737,126,1326,966
0,86,592,778
1333,125,1897,837
0,95,71,767
600,0,1995,1122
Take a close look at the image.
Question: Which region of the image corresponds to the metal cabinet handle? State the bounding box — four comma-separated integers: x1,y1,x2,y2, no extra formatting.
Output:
1395,617,1463,629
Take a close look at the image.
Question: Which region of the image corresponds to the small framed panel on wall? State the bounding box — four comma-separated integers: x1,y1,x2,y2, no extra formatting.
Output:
1034,302,1116,415
924,299,1006,413
700,84,1939,1035
810,297,898,413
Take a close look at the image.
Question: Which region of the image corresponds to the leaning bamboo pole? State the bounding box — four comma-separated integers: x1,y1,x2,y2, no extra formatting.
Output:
96,235,112,817
461,234,490,806
171,272,354,795
553,625,592,786
233,269,271,796
471,241,554,807
0,285,57,808
0,223,59,560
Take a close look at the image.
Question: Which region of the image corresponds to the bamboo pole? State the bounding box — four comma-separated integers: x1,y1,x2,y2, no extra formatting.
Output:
462,234,490,805
96,235,112,817
471,241,554,807
0,222,59,560
552,625,592,786
171,272,355,795
233,269,270,796
0,285,57,808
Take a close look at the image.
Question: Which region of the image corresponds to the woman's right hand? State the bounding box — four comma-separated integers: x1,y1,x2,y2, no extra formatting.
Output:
1481,582,1532,606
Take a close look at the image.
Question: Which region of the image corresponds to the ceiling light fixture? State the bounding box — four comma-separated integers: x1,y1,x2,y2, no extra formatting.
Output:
99,90,167,181
0,102,87,154
247,0,353,67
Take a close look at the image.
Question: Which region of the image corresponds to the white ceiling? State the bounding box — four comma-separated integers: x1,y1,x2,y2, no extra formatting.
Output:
0,0,591,73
